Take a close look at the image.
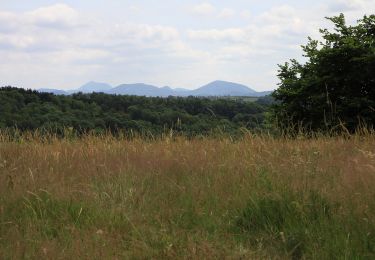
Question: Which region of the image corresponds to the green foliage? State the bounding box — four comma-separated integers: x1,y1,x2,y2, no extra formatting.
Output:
236,189,375,259
272,14,375,132
0,87,269,136
2,191,98,239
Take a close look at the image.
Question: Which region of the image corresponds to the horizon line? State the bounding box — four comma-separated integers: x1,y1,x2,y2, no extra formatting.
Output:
33,79,274,92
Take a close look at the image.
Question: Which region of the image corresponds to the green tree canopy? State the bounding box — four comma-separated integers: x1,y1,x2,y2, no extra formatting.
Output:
272,14,375,132
0,87,270,137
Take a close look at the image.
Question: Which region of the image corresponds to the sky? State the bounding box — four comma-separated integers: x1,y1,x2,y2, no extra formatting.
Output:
0,1,374,91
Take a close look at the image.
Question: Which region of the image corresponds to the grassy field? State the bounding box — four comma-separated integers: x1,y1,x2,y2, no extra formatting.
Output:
1,132,375,259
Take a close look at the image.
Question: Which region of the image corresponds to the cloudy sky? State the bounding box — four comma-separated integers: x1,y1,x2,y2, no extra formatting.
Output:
1,0,374,91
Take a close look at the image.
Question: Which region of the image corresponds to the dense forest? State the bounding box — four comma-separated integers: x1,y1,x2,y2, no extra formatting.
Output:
0,87,271,136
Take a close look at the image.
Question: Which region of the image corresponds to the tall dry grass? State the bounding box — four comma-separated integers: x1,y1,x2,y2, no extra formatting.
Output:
1,131,375,259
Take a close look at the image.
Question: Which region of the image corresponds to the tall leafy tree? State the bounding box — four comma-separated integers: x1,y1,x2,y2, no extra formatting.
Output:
272,14,375,132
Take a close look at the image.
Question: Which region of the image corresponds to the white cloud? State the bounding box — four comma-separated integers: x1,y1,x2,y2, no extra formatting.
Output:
0,11,21,33
191,4,237,20
129,5,141,13
328,0,375,12
111,23,180,46
27,4,82,29
185,3,325,81
188,28,246,42
259,5,298,23
327,0,375,22
218,8,235,19
0,34,35,49
240,10,251,20
191,3,215,16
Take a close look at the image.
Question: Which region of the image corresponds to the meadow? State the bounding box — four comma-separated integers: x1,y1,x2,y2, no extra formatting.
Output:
1,131,375,259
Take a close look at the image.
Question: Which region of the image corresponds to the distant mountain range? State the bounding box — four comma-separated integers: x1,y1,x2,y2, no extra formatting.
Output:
38,80,272,97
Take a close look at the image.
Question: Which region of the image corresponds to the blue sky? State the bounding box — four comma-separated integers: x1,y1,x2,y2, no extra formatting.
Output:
1,0,374,90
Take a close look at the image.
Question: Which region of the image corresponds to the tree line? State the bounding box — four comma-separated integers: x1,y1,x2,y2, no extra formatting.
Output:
0,87,270,136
